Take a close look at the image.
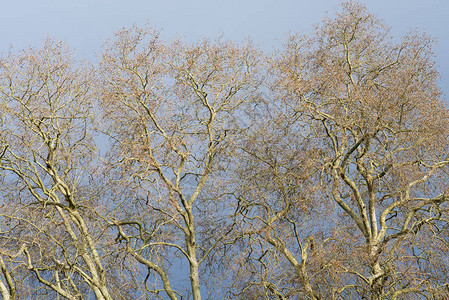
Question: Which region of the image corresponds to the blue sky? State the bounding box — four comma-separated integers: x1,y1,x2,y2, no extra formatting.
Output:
1,0,448,94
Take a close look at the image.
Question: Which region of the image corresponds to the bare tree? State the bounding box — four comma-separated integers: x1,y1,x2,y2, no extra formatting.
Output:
0,40,113,299
97,26,262,299
264,2,449,299
223,103,324,299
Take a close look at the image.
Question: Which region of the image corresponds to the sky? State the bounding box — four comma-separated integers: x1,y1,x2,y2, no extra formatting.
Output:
0,0,448,95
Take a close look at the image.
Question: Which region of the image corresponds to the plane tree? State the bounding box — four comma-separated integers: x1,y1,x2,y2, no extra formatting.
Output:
261,2,449,298
0,41,114,299
97,27,262,300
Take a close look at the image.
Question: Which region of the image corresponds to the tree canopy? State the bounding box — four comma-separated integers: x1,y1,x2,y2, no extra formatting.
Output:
0,2,448,299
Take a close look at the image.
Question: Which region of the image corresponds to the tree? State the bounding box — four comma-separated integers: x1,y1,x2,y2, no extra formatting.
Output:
0,40,113,299
97,26,262,299
246,2,449,298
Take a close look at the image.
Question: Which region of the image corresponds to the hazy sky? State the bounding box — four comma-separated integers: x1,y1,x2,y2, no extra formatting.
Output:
1,0,448,94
